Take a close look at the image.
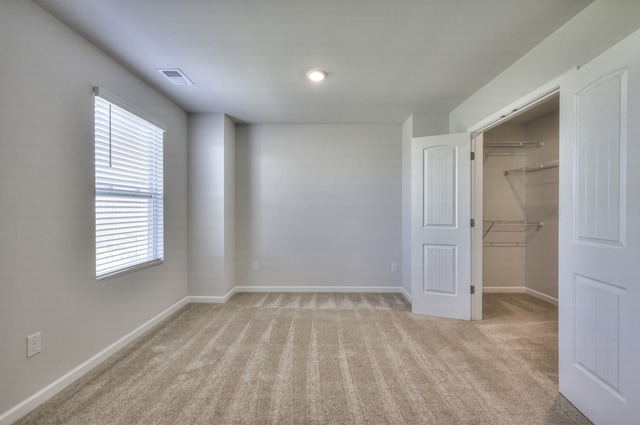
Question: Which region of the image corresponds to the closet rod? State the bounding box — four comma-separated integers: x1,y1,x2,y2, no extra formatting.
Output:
484,141,542,149
482,220,544,238
504,159,559,176
483,220,544,225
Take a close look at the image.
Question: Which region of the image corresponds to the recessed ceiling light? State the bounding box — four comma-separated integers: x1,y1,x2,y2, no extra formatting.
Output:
306,69,327,82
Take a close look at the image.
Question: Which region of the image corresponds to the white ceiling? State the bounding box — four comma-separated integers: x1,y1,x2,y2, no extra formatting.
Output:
33,0,592,124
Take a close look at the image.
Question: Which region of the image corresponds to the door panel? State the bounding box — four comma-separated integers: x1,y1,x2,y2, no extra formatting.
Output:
423,244,456,294
575,70,626,245
559,30,640,424
424,146,457,227
573,274,624,399
412,133,471,320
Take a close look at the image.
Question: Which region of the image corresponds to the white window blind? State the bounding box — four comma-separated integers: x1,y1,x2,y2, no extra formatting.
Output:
94,90,164,280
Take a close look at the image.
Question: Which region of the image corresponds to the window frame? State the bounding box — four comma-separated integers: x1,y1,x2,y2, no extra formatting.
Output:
93,87,166,281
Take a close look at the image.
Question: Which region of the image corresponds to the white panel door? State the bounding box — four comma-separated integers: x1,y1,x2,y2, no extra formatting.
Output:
559,30,640,424
411,133,471,320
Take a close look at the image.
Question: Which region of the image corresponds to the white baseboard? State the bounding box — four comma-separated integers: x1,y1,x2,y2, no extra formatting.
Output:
482,286,558,305
525,287,558,305
400,286,412,303
188,295,227,303
188,286,409,304
232,285,403,294
0,296,190,425
482,286,526,293
188,286,407,305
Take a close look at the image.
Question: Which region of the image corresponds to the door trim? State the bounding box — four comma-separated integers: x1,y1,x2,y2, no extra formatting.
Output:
470,133,483,320
468,86,561,321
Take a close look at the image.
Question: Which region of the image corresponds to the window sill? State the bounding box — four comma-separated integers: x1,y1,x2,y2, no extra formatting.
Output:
96,259,164,283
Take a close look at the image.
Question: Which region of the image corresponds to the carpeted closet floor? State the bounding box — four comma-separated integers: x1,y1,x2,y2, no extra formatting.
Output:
15,293,591,424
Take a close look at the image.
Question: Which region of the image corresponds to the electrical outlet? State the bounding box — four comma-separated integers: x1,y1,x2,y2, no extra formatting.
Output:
391,262,398,272
252,261,259,271
27,332,41,358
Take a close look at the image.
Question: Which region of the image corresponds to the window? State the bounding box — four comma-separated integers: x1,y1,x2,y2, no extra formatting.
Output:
94,88,165,280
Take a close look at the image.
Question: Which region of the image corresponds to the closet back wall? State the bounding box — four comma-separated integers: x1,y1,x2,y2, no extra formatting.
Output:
483,123,528,290
235,125,402,289
525,112,559,300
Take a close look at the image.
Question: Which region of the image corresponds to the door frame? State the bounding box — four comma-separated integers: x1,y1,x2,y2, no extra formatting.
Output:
470,133,483,320
467,80,566,320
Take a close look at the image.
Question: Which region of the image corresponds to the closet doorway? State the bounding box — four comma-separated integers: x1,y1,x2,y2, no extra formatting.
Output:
475,93,561,381
481,94,560,307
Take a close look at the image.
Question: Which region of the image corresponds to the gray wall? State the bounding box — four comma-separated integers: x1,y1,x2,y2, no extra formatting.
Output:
188,114,235,298
235,124,402,289
401,116,414,298
449,0,640,132
525,113,559,299
482,124,528,290
0,0,188,414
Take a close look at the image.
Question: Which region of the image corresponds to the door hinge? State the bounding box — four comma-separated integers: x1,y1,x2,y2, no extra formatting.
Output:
470,218,475,228
471,151,475,160
471,285,475,294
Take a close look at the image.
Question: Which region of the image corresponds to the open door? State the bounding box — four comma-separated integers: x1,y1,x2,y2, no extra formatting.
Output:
411,133,471,320
559,31,640,424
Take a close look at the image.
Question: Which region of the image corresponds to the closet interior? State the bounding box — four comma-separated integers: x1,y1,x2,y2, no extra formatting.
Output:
482,94,560,304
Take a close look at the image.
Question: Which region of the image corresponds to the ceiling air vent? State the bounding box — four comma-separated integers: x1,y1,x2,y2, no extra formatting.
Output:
157,68,194,86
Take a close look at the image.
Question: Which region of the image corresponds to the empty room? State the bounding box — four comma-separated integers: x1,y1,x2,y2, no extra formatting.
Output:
1,1,640,424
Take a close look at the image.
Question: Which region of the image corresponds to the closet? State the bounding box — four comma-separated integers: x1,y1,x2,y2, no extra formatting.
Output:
482,94,559,303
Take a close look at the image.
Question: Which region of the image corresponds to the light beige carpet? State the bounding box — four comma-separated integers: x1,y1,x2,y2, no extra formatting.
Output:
15,293,591,424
